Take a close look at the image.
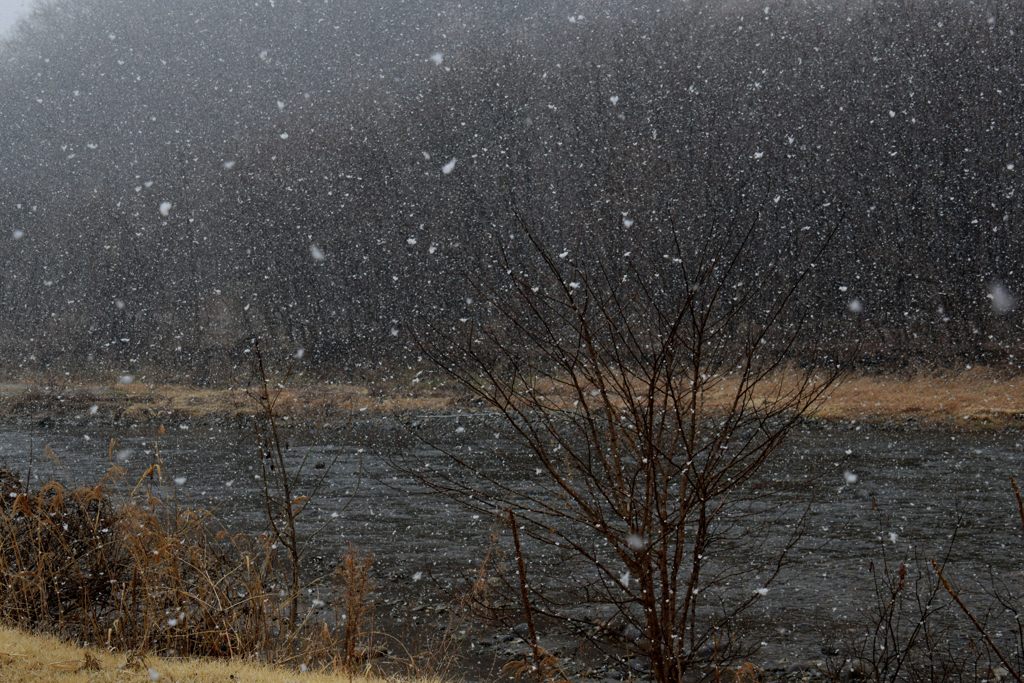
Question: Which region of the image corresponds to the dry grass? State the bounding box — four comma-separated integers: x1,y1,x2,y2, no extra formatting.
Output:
112,382,453,418
0,380,455,422
524,366,1024,428
0,625,430,682
447,366,1024,429
3,367,1024,427
0,466,392,677
813,367,1024,426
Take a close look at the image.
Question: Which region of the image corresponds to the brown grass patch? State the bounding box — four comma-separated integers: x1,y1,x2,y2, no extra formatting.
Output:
0,380,456,422
3,367,1023,427
111,381,456,419
510,367,1024,428
813,367,1024,426
0,625,431,682
0,466,395,677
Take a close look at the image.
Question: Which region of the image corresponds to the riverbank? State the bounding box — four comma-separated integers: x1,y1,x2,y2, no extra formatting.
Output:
1,368,1022,429
0,379,454,425
0,626,433,683
812,369,1024,426
0,391,1018,681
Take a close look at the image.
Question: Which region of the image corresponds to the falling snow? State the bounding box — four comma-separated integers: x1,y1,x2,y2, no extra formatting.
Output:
0,2,1019,680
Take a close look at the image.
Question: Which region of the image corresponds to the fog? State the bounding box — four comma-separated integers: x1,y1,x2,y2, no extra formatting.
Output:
0,0,31,35
0,0,1021,381
2,3,1024,681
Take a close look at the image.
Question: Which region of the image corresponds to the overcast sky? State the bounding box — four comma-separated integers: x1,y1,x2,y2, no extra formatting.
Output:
0,0,33,36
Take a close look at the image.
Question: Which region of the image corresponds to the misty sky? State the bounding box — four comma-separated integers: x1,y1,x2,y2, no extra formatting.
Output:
0,0,32,35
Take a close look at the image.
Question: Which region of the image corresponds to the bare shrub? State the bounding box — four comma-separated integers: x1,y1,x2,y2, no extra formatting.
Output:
0,464,385,672
0,470,124,638
931,478,1024,682
418,210,844,681
824,504,987,682
0,352,380,676
336,546,377,667
245,339,378,671
0,464,274,656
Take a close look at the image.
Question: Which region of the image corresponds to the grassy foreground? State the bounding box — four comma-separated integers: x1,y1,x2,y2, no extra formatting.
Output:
0,626,428,683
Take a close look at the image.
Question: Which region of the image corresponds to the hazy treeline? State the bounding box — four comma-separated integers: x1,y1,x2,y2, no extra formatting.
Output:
0,0,1021,381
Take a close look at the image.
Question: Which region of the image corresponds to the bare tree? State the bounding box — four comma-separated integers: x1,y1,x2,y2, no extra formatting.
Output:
825,505,976,683
417,206,845,681
932,478,1024,682
247,339,362,659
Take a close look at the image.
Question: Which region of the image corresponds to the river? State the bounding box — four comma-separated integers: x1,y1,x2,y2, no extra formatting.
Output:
0,414,1021,680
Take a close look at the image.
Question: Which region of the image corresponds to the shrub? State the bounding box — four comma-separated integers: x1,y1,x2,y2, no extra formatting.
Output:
0,463,375,671
419,212,843,681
